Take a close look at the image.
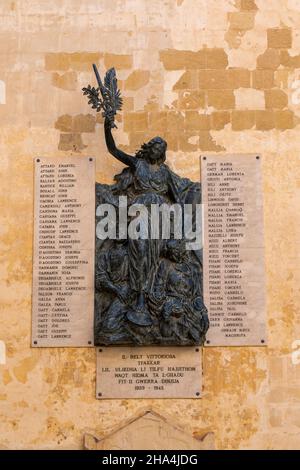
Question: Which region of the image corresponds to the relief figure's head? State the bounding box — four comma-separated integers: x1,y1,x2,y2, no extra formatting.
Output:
136,136,167,164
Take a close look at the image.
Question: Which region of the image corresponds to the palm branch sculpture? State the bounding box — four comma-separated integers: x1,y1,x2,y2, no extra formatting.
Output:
82,64,123,128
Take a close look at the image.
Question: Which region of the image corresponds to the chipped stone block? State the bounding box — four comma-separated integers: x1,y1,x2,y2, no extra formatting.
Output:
159,49,206,70
265,89,288,109
252,70,274,89
166,111,185,131
55,114,95,133
83,410,215,450
198,70,229,89
228,12,256,30
280,50,300,68
125,70,150,90
227,68,251,88
58,133,86,152
148,111,168,131
178,90,206,110
199,131,225,151
45,52,101,71
274,110,294,129
232,110,256,130
123,111,148,132
267,28,292,49
52,71,77,91
210,111,231,130
185,111,210,130
173,70,198,90
207,90,235,109
104,53,133,70
240,0,258,10
257,49,281,70
206,48,228,69
255,110,275,130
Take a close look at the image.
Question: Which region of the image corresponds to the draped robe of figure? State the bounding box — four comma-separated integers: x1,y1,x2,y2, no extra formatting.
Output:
109,159,201,324
96,119,202,327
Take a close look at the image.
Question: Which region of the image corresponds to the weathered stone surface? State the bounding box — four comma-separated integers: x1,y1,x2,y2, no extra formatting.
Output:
160,48,227,70
257,49,281,70
255,110,275,130
52,71,77,90
207,90,235,109
55,114,96,133
232,110,255,130
178,90,206,109
211,111,231,130
280,50,300,68
267,28,292,49
265,89,288,109
83,410,215,450
104,53,133,70
228,12,256,30
58,133,87,151
274,110,294,129
240,0,257,10
45,52,102,71
252,70,274,89
125,70,150,90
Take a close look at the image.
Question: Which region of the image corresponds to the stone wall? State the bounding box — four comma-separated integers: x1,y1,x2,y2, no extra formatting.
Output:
0,0,300,449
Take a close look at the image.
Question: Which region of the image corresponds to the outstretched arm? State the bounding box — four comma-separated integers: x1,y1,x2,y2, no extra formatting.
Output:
104,118,137,168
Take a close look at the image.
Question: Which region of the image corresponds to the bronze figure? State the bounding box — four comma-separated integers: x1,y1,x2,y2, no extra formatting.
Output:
83,65,209,345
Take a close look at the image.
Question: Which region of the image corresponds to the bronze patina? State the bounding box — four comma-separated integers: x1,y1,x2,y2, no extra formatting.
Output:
83,65,209,346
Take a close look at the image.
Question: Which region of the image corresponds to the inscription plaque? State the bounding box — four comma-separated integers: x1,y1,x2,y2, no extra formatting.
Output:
31,156,95,347
96,347,202,399
202,154,267,346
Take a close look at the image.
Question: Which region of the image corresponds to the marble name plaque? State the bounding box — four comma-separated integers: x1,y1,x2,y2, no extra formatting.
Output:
202,154,267,347
31,156,95,347
96,347,202,399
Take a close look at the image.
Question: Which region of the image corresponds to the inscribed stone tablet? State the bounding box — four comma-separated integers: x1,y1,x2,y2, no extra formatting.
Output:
31,156,95,347
201,154,267,346
96,347,202,399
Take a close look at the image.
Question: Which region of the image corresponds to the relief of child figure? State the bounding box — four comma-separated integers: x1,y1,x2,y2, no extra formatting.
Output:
95,239,131,344
150,239,209,345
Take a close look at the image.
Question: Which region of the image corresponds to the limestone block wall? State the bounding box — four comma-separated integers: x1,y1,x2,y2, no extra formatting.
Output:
0,0,300,449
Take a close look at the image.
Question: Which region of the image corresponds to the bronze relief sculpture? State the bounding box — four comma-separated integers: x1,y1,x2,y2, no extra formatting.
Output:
83,65,209,346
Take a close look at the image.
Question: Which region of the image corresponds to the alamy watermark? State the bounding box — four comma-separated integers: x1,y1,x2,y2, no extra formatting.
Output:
96,197,203,250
